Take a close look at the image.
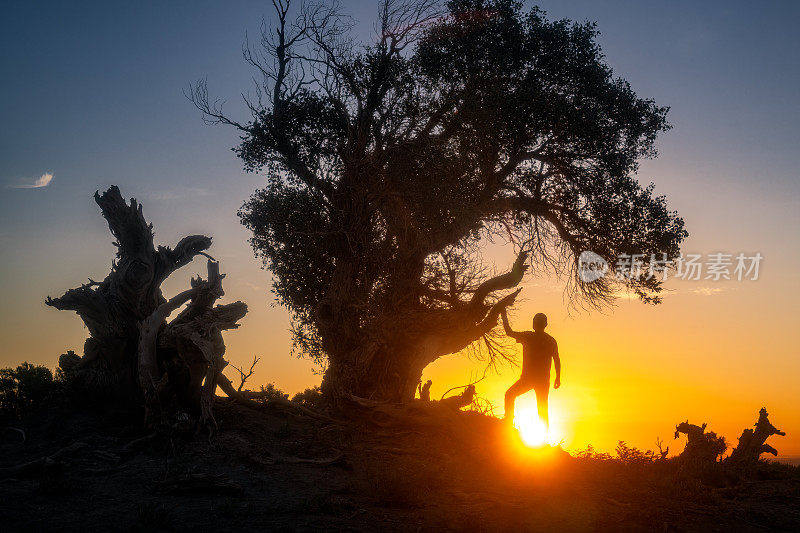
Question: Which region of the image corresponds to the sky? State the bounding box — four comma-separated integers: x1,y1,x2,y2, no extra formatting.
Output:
1,1,798,457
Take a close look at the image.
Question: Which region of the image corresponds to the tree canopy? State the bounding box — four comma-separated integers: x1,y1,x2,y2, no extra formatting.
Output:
191,0,687,401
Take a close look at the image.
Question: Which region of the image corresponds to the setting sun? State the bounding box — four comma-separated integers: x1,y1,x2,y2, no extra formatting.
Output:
516,415,548,447
514,400,561,448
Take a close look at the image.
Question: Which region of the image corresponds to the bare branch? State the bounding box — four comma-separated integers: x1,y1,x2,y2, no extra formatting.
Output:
230,355,261,392
185,79,248,130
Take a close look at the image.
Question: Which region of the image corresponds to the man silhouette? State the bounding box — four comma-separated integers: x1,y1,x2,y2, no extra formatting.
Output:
501,310,561,430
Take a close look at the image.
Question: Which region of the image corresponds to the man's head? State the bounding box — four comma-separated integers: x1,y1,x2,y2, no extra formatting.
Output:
532,312,548,332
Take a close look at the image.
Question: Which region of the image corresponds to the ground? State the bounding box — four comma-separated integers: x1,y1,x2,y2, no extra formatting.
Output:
1,399,798,532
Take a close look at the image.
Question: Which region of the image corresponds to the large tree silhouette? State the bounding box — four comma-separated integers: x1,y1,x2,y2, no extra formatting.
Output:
191,0,687,402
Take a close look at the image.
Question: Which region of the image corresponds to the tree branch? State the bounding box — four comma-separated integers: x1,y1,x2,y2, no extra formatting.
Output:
435,288,522,357
468,251,528,313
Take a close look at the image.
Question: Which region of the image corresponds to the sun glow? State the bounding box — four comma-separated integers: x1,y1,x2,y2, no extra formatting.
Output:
516,416,548,447
514,403,561,447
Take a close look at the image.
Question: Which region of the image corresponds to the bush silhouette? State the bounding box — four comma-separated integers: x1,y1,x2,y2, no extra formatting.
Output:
291,386,324,409
0,362,55,418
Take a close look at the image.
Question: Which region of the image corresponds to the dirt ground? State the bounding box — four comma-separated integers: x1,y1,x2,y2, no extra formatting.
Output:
1,399,798,532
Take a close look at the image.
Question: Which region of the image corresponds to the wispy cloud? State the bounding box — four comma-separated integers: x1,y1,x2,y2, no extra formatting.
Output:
610,285,731,300
611,290,642,300
241,281,266,293
8,172,54,189
691,286,728,296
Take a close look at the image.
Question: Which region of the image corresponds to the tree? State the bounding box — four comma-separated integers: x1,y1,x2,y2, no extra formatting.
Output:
190,0,687,403
46,186,247,429
0,362,55,418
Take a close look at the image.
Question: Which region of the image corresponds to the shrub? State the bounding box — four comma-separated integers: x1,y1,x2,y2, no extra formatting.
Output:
574,445,612,461
291,386,324,409
0,362,56,418
615,440,657,466
256,383,289,402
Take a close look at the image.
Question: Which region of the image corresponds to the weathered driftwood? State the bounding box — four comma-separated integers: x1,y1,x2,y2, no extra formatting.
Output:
727,408,785,466
46,186,247,430
674,421,727,463
439,384,476,410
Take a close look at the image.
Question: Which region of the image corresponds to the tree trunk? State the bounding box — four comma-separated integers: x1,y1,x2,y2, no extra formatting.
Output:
321,343,425,403
319,280,524,405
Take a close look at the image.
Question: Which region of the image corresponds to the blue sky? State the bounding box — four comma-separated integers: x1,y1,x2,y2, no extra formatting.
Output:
2,0,797,233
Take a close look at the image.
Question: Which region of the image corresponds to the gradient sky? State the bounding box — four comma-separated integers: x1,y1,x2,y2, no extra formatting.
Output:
1,1,798,457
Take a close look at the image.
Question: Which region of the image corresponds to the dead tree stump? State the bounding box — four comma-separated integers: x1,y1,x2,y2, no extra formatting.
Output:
46,186,247,430
674,421,727,464
727,407,785,467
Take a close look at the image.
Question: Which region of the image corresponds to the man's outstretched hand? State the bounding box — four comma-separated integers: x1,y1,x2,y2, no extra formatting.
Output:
554,377,561,389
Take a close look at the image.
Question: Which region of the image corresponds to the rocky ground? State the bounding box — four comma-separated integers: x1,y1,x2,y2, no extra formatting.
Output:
1,399,798,532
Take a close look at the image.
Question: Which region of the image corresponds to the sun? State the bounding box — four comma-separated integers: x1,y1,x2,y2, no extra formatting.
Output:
514,403,559,447
516,416,548,447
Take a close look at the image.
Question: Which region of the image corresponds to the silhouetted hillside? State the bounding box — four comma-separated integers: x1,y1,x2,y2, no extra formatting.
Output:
1,395,798,531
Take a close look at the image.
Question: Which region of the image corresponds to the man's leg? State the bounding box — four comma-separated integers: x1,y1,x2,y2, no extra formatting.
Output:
534,384,550,431
505,378,534,422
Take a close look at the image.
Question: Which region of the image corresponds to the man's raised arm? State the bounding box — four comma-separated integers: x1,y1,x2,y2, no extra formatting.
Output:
501,309,522,340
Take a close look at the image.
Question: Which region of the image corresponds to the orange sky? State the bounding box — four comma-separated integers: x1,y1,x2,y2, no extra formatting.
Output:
4,169,797,457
